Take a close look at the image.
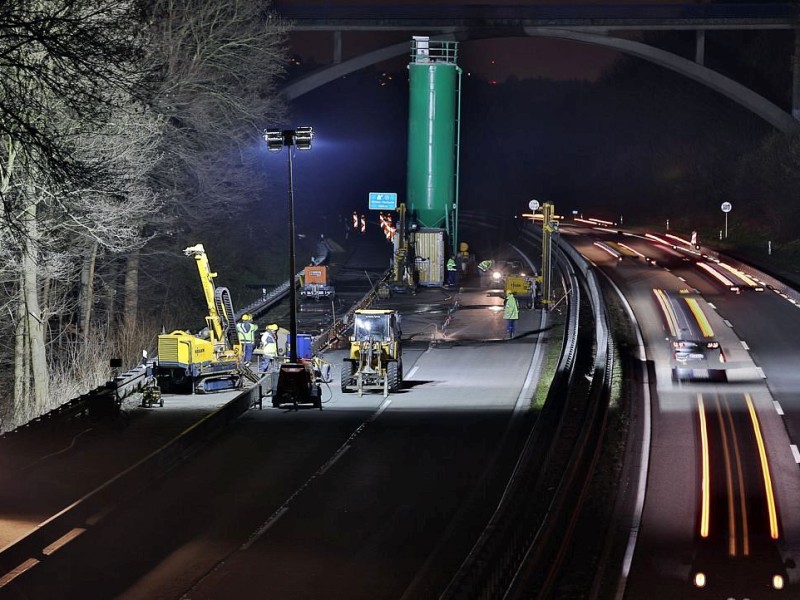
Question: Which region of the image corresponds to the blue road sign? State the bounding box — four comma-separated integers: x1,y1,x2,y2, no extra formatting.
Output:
369,192,398,210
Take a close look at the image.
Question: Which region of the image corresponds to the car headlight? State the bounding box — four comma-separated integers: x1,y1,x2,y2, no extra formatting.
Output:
773,574,785,590
693,572,706,588
492,271,502,280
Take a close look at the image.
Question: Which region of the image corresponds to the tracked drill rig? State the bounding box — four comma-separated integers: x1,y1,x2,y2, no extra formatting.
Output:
155,244,243,393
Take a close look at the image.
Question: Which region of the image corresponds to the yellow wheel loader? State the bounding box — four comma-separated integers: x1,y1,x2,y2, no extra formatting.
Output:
341,309,402,397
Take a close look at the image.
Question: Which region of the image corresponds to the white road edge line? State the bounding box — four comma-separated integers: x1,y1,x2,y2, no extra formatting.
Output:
514,309,548,412
707,302,716,310
774,401,784,416
406,365,420,380
609,277,652,600
741,340,750,350
723,319,733,328
791,445,800,464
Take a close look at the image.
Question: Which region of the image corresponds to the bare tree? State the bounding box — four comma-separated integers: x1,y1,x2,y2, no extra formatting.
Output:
130,0,290,328
0,0,161,426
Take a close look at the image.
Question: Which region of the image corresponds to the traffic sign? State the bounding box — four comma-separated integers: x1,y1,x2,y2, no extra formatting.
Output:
721,202,732,213
529,199,540,211
369,192,398,210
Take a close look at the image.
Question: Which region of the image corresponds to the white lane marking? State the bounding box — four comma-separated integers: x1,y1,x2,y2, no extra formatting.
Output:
723,319,733,328
678,276,686,282
241,507,288,550
0,559,39,588
319,445,351,475
792,445,800,464
406,365,419,380
241,398,392,552
741,340,750,350
757,367,766,379
774,401,784,416
707,302,716,310
42,527,86,555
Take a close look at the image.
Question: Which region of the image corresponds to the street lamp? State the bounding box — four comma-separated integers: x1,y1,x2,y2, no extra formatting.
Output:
264,126,314,404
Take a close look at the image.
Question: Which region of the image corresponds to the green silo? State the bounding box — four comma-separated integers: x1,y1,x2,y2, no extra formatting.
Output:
407,37,460,235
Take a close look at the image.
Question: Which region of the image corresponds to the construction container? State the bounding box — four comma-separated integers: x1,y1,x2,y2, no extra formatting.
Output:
413,228,446,287
303,266,328,285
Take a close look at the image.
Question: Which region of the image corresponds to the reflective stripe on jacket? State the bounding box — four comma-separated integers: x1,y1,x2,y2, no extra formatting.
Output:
237,322,257,342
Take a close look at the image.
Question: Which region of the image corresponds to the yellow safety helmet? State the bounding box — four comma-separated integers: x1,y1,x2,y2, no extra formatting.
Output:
242,314,252,321
267,323,279,331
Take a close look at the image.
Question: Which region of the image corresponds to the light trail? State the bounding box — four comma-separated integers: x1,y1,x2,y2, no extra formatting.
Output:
713,395,737,555
665,232,693,247
745,393,780,540
593,241,622,260
652,289,679,337
696,262,736,288
684,297,714,338
722,397,750,556
698,394,711,538
616,242,645,258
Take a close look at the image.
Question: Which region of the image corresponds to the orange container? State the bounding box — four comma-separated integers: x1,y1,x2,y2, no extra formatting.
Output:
303,266,329,285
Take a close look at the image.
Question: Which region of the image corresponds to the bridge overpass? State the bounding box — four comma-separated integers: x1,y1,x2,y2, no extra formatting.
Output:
275,2,800,133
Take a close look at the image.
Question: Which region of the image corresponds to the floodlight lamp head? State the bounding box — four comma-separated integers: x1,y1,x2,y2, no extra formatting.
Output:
264,129,284,152
294,126,313,150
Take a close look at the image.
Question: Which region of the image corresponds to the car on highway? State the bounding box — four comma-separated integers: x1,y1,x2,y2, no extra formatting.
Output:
688,542,794,597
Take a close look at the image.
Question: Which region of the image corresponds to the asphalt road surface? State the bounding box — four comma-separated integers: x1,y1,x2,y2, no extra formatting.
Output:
566,226,800,599
0,273,550,600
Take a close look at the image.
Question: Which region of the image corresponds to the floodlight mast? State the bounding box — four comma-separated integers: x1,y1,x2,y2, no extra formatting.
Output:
263,127,314,364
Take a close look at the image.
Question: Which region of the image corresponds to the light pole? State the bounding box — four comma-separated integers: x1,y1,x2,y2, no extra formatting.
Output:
264,126,313,366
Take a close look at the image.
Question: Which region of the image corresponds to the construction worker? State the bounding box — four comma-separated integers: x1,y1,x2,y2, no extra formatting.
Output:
503,292,519,339
236,314,258,365
259,323,279,371
446,255,458,287
477,259,494,288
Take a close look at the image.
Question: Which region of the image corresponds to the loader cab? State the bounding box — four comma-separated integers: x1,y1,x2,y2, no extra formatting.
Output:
352,310,400,343
342,309,403,396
